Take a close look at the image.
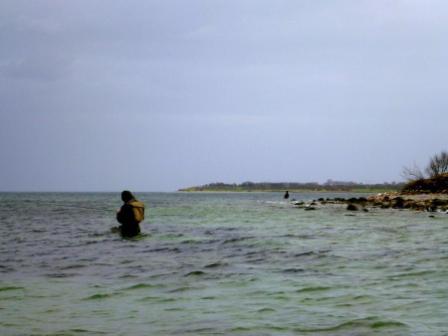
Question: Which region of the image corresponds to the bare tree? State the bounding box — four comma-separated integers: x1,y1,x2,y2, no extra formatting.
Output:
425,150,448,177
401,162,424,181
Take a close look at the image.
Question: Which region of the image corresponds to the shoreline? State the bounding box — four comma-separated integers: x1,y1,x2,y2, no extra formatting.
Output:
295,192,448,213
178,189,399,194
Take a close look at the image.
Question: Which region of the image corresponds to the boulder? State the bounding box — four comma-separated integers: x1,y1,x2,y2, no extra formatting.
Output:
346,204,358,211
392,197,405,209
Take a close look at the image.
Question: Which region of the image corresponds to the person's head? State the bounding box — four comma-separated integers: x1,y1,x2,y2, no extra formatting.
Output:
121,190,134,202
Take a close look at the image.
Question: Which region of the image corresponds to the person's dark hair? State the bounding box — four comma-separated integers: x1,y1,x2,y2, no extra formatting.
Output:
121,190,134,202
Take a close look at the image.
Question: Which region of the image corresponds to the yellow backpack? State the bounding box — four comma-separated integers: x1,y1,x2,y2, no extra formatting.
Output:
129,200,145,223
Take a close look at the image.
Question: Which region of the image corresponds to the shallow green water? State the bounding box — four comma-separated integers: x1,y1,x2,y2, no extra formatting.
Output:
0,192,447,335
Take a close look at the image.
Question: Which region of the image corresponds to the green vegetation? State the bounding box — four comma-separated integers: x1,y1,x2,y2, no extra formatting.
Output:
179,181,403,193
402,150,448,194
182,151,448,194
402,173,448,194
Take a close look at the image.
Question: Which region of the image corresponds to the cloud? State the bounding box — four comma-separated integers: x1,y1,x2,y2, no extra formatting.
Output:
1,0,448,190
1,54,73,81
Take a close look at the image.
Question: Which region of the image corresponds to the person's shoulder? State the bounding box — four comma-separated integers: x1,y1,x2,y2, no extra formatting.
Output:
129,200,145,208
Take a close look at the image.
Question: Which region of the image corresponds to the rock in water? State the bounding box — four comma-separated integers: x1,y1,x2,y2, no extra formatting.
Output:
346,204,358,211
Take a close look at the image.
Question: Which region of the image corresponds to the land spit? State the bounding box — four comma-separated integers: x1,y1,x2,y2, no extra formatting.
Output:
294,192,448,213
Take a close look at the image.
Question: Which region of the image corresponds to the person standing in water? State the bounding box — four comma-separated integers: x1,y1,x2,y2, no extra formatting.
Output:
116,190,145,237
284,191,290,200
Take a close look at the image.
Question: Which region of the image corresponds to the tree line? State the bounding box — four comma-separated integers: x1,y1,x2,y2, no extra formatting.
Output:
180,181,403,192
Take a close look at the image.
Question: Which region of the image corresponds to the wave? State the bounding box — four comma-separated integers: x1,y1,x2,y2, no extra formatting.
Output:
66,329,108,334
221,236,254,244
122,283,160,291
293,316,408,333
168,286,196,293
36,329,108,335
138,296,176,303
388,270,436,279
204,261,229,268
257,307,276,313
184,270,206,277
0,286,24,292
282,268,305,273
296,286,332,293
83,292,118,300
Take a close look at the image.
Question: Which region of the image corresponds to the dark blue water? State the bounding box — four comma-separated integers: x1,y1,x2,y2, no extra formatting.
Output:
1,192,447,335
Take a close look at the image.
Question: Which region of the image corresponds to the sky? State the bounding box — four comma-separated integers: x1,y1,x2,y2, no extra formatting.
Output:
1,0,447,191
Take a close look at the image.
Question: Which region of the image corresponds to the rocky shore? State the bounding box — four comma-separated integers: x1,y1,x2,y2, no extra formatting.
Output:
294,192,448,213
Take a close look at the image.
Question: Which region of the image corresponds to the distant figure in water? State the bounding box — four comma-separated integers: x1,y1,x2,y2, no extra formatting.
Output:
116,190,145,237
284,191,290,200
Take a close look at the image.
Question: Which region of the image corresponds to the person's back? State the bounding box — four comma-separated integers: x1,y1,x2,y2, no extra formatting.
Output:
116,191,145,237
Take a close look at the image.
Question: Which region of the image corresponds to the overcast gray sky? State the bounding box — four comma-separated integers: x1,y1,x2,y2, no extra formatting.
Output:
1,0,447,191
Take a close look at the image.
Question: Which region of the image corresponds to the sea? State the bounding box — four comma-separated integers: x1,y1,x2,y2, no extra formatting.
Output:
0,192,447,336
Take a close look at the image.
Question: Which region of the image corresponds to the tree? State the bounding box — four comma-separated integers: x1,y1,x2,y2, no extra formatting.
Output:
401,162,424,181
425,151,448,177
